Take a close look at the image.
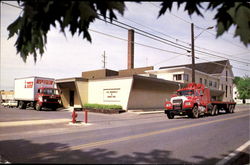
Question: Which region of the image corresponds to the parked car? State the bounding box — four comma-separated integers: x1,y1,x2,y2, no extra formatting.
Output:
1,100,18,108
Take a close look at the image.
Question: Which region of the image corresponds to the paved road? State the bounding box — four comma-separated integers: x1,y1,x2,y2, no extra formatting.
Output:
0,105,249,164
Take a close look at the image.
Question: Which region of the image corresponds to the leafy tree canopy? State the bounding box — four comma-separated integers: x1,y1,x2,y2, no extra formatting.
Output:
234,76,250,99
7,1,250,62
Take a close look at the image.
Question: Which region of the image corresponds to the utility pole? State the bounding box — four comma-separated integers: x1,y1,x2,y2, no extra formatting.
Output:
191,23,195,83
102,51,106,69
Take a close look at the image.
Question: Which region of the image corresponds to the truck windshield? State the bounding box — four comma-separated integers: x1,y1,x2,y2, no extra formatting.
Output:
177,90,194,96
43,89,59,95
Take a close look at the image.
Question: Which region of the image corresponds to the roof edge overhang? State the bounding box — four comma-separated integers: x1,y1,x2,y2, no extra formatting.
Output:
133,75,183,86
55,77,88,83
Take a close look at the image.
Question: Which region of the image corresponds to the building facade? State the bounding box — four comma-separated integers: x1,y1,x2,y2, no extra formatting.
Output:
147,60,234,102
56,60,234,110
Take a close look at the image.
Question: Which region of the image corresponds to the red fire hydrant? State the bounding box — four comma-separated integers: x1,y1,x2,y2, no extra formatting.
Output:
72,110,78,123
84,109,88,124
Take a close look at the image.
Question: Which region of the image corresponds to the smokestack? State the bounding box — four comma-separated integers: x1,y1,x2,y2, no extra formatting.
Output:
128,29,134,69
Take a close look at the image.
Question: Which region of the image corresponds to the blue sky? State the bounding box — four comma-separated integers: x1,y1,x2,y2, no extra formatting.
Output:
1,1,249,90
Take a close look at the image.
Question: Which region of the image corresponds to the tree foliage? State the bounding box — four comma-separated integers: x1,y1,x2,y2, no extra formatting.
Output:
234,76,250,99
7,1,250,62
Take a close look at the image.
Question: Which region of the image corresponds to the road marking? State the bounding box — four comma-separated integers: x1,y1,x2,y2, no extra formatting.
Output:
215,140,250,165
31,113,249,159
0,119,70,127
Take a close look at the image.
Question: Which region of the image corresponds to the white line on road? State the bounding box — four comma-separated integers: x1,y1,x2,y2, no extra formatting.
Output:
215,140,250,165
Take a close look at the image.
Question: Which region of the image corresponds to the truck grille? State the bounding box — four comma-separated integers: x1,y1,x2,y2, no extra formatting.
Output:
46,99,58,102
172,99,183,110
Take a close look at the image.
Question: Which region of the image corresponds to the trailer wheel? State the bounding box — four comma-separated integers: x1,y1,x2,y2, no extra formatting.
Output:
35,103,42,111
229,105,234,113
18,101,26,109
211,105,217,116
167,113,174,119
192,106,199,118
232,105,235,113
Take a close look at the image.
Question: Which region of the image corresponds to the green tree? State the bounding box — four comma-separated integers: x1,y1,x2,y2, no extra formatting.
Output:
233,76,241,85
235,76,250,100
7,1,250,62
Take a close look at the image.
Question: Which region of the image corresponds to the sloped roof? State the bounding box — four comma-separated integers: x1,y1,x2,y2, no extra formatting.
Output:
159,60,229,74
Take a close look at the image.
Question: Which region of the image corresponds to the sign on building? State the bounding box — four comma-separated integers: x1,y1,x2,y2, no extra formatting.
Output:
103,88,120,102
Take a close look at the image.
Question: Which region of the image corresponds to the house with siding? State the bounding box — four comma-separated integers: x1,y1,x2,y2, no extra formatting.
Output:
146,60,234,102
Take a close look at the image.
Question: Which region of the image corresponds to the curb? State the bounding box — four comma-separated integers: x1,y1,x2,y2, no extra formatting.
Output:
216,140,250,165
137,111,164,115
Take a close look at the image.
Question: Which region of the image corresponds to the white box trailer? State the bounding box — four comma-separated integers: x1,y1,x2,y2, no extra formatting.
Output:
14,77,61,110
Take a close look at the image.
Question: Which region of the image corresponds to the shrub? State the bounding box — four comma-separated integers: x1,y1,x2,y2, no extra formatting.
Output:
83,103,122,110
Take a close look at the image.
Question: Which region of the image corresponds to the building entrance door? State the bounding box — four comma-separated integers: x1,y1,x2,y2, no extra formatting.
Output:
69,90,74,106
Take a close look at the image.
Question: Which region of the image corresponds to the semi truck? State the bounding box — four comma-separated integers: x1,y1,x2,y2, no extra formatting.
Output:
14,77,61,111
164,83,236,119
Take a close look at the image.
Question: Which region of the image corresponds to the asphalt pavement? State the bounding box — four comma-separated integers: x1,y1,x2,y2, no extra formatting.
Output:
0,104,249,164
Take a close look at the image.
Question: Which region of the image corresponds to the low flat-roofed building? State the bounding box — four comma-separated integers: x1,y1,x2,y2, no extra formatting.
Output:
56,60,234,111
56,66,181,110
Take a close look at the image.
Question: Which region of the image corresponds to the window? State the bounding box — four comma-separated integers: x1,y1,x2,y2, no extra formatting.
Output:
226,85,228,97
200,78,202,84
214,82,217,88
183,74,189,81
204,79,207,86
177,90,194,96
209,81,213,86
226,70,228,82
221,84,223,90
173,74,182,81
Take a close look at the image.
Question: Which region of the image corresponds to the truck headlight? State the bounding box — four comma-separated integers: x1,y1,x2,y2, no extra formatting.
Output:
166,103,172,107
44,99,47,102
184,102,191,106
38,96,43,102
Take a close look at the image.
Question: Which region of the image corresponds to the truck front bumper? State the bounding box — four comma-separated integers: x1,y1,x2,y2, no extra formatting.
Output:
165,108,192,116
42,102,60,108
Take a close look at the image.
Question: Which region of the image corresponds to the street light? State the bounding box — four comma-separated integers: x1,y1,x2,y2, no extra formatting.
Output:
191,23,214,83
194,26,214,40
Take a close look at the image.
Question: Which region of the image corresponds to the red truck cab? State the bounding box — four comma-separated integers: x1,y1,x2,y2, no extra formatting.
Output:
35,87,61,110
165,83,235,119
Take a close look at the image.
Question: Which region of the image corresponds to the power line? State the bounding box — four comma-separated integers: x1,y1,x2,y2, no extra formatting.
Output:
120,12,250,63
102,51,106,69
89,28,249,72
97,16,191,52
149,2,250,51
97,16,250,65
3,2,250,67
2,1,22,9
120,15,250,63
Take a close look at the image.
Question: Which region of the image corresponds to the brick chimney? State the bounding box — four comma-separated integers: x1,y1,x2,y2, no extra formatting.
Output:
128,29,134,69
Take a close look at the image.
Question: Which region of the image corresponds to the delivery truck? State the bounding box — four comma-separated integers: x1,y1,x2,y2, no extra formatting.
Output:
164,83,236,119
14,77,61,111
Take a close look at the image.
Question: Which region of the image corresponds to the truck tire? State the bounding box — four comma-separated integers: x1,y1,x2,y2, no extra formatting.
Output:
35,103,42,111
167,113,174,119
225,105,230,113
51,107,57,111
229,105,235,113
192,106,199,118
18,101,26,109
231,105,235,113
211,105,217,116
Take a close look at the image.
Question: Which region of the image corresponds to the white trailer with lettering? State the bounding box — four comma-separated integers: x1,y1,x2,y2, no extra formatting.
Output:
14,77,61,110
